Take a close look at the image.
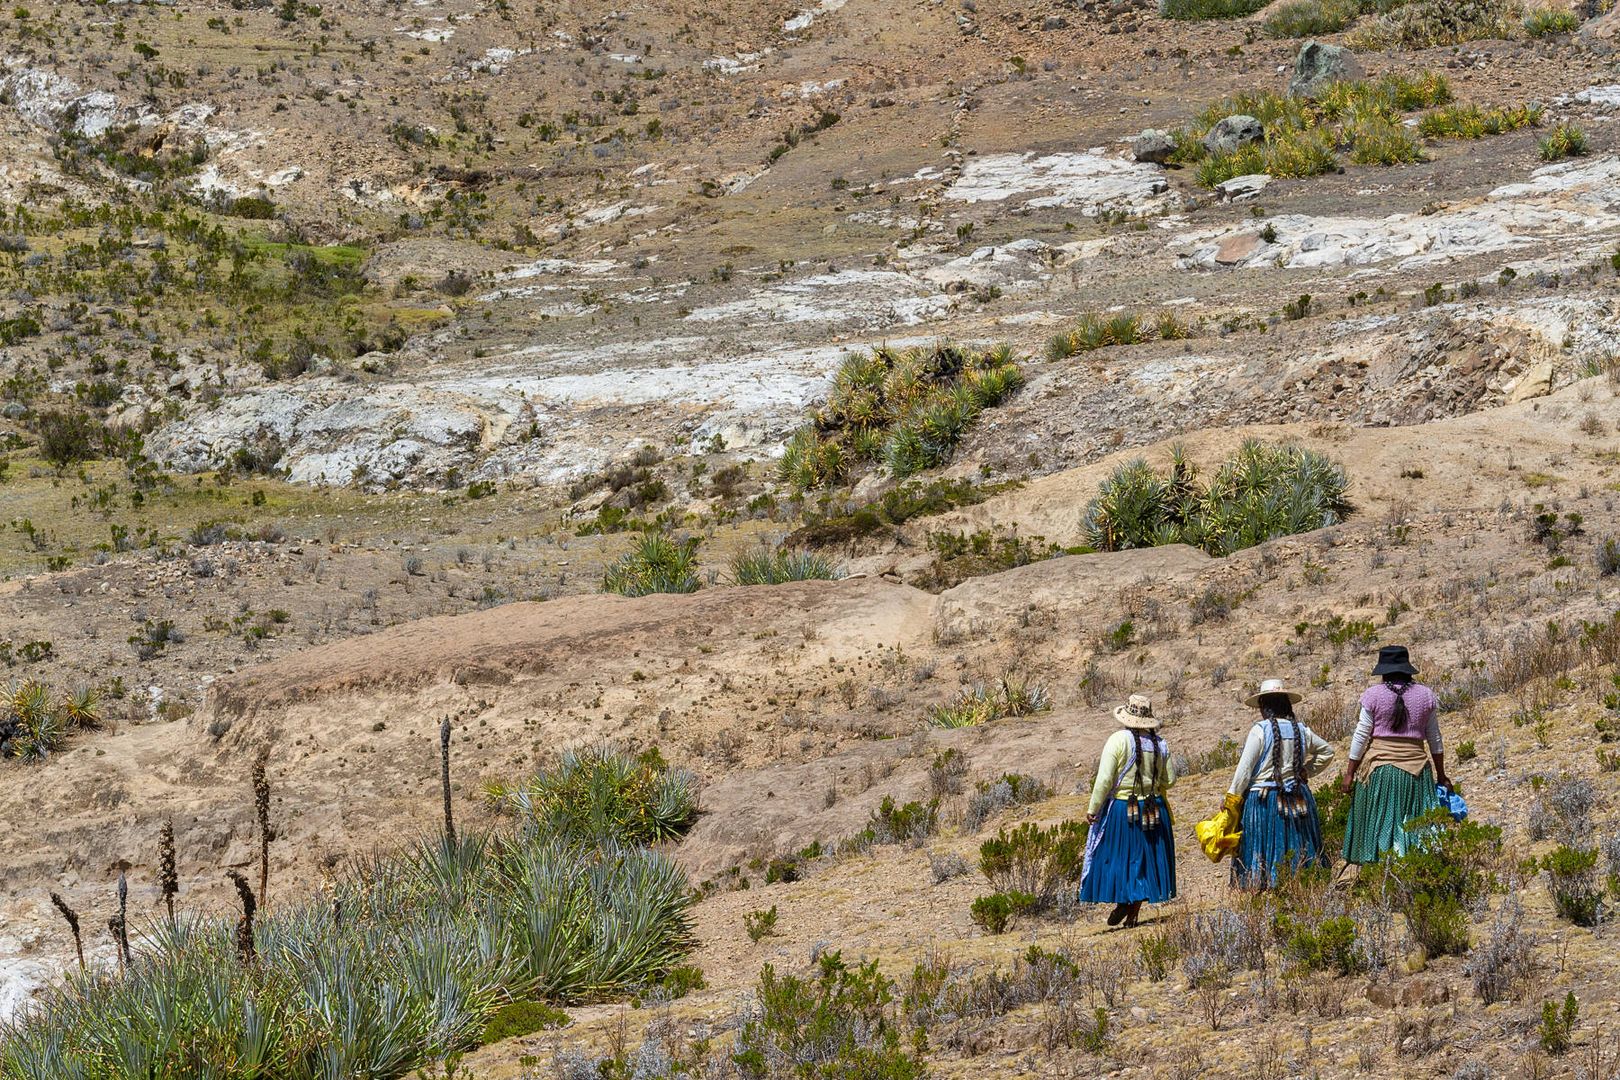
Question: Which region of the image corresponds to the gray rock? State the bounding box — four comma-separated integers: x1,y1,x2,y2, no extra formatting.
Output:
1202,114,1263,155
1,402,27,420
1132,129,1178,164
1288,40,1364,99
1215,173,1271,201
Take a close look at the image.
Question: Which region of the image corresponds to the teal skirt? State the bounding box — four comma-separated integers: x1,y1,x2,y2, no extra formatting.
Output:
1232,787,1325,888
1342,763,1440,865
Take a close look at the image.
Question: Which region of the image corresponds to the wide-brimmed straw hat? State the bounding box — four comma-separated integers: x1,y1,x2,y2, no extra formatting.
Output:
1112,694,1160,730
1244,678,1303,709
1371,644,1419,677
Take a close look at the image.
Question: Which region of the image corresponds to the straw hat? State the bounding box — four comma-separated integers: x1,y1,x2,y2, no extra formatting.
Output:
1243,678,1304,709
1112,693,1160,730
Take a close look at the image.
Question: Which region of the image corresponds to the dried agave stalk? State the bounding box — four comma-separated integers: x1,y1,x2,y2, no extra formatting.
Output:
226,870,257,965
115,872,131,966
440,716,456,845
49,891,84,971
252,747,272,906
158,820,179,924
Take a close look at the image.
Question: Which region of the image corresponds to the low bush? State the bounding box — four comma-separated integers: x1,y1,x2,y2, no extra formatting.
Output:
1539,124,1588,162
1542,845,1603,926
928,676,1052,728
602,533,702,596
1045,310,1193,360
481,1001,569,1044
1523,6,1579,34
1262,0,1359,35
921,527,1065,588
1160,0,1273,18
867,796,940,846
970,891,1039,934
1083,440,1350,556
788,477,1009,548
781,343,1024,490
1540,992,1579,1055
978,821,1087,909
1383,812,1503,957
1466,894,1538,1004
1361,0,1517,47
733,952,924,1080
964,773,1053,832
1417,102,1542,139
498,745,699,846
730,547,842,584
1277,914,1366,976
744,905,779,943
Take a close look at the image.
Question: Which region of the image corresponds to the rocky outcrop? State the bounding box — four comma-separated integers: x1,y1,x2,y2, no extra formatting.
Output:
1203,115,1263,155
1288,40,1363,99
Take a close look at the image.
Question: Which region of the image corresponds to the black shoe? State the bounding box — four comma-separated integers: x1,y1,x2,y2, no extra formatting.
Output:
1123,902,1144,929
1106,904,1130,927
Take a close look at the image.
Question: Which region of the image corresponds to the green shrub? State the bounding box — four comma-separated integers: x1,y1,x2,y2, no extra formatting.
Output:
1364,0,1518,47
868,795,940,845
1541,992,1579,1054
745,905,779,943
1278,914,1366,975
978,821,1087,908
1160,0,1273,18
499,745,699,845
1137,928,1181,981
734,952,924,1079
1419,104,1543,144
1539,124,1588,162
970,891,1038,933
730,547,843,584
33,409,102,468
1456,739,1478,762
0,680,101,763
1084,440,1350,555
1523,6,1578,34
788,478,1006,547
1384,812,1503,956
782,343,1023,490
1347,116,1425,165
602,532,702,596
1542,844,1602,926
480,1001,569,1044
1263,0,1359,35
1045,310,1180,359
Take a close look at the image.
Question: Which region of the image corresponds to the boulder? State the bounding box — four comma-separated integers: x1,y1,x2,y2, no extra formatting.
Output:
1289,40,1364,99
1131,129,1178,163
1202,114,1263,155
1215,173,1271,202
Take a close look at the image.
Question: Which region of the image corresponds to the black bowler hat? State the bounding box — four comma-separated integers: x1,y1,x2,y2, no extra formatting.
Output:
1371,645,1418,676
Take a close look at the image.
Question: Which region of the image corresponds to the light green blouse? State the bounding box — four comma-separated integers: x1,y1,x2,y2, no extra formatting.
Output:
1086,729,1178,817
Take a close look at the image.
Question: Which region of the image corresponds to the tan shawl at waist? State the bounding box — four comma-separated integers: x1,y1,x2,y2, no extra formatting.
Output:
1356,736,1432,779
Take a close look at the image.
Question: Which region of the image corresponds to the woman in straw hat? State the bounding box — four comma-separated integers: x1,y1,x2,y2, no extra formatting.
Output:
1337,645,1451,869
1078,694,1178,928
1226,678,1336,888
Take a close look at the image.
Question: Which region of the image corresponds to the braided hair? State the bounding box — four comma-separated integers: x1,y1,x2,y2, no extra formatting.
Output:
1383,673,1412,733
1260,693,1305,791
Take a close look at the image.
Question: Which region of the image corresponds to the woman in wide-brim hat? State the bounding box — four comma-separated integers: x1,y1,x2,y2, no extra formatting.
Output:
1224,679,1336,889
1337,645,1451,869
1078,694,1178,928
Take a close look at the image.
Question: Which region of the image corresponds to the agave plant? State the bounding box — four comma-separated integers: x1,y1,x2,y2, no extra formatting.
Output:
504,745,700,847
730,548,843,585
1083,459,1171,552
601,533,702,598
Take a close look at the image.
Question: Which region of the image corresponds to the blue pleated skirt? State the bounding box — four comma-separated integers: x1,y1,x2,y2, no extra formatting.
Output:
1231,787,1325,888
1078,796,1177,905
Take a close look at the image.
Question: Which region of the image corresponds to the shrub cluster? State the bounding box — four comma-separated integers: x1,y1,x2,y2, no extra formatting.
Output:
1083,440,1350,556
1382,812,1503,956
928,675,1052,728
730,547,842,585
734,952,923,1079
1360,0,1518,47
1262,0,1360,36
973,821,1087,930
497,745,700,846
1044,310,1191,361
780,343,1024,490
964,773,1054,832
1160,0,1273,19
1417,102,1542,139
1169,75,1452,187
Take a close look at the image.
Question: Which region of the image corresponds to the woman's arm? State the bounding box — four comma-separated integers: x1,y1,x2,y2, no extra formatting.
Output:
1427,695,1450,788
1338,706,1374,792
1227,725,1265,797
1304,727,1336,777
1088,733,1126,821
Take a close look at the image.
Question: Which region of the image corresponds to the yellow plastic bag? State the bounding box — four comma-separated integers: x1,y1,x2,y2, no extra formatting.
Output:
1196,794,1243,863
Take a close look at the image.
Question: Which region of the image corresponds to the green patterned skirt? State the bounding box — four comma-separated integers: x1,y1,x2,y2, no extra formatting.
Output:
1342,763,1440,865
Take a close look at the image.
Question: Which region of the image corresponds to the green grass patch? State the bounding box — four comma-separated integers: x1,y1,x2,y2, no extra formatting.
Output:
1045,310,1192,360
730,547,843,584
1523,5,1579,34
1417,102,1542,138
1160,0,1274,18
780,342,1024,490
1084,440,1350,556
1539,124,1589,162
1262,0,1360,36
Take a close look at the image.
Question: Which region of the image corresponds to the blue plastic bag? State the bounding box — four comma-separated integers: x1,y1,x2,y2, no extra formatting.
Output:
1436,785,1467,821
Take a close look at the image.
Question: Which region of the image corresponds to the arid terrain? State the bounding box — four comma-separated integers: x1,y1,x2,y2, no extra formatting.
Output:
2,0,1620,1073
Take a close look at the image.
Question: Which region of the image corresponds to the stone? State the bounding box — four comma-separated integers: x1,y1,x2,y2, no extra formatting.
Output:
1289,40,1364,99
1213,233,1261,265
1507,360,1554,402
1202,114,1263,155
1215,173,1270,202
1366,977,1451,1008
1131,128,1177,164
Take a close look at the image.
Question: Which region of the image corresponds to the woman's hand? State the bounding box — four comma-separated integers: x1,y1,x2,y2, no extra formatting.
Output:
1086,812,1099,825
1435,771,1453,792
1336,771,1354,794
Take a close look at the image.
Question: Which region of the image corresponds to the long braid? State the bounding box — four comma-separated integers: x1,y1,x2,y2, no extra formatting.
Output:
1386,675,1412,733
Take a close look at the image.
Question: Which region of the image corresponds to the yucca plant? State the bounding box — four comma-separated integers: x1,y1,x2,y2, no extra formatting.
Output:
1083,459,1173,551
1539,124,1588,162
730,548,843,585
502,745,700,846
602,533,702,597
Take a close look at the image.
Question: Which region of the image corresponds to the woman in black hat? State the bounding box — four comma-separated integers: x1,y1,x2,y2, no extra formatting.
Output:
1337,645,1451,869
